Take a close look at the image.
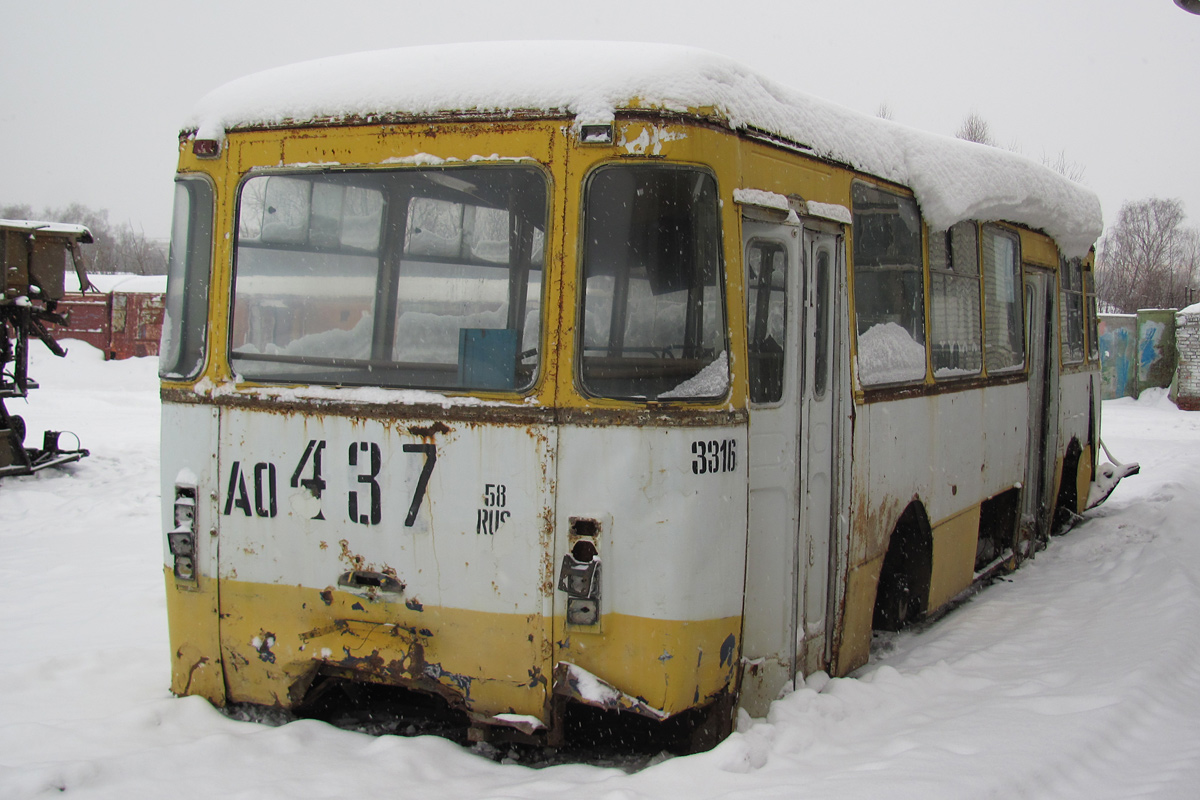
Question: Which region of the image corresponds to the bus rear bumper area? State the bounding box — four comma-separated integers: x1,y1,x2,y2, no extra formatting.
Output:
466,663,672,747
551,661,669,721
1086,460,1140,510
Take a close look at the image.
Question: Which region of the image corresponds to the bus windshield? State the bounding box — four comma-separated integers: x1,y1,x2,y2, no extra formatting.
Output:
230,166,547,392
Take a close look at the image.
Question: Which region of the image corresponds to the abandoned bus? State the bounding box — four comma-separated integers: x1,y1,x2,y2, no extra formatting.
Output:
161,42,1125,749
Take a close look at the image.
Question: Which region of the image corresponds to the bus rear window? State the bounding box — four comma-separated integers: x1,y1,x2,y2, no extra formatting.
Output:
229,167,547,392
579,165,727,401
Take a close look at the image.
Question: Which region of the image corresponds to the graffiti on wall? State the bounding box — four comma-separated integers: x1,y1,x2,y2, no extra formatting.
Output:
1098,311,1177,400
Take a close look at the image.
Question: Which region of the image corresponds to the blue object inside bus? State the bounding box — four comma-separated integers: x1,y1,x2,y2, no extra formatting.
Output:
458,328,518,390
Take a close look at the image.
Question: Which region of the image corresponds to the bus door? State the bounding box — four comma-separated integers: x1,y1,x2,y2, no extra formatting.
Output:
1022,267,1059,544
798,223,843,673
740,212,845,708
741,215,803,716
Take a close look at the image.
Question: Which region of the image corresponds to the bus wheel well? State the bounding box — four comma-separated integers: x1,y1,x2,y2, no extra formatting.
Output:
1053,437,1084,533
872,500,933,632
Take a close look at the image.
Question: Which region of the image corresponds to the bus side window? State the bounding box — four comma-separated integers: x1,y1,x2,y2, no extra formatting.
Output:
813,247,830,398
930,221,982,379
746,239,787,403
1060,256,1085,364
1084,266,1099,362
851,182,927,386
160,177,214,380
981,225,1025,373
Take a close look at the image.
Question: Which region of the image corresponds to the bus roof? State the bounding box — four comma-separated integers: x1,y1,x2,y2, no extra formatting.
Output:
187,41,1101,258
0,218,94,243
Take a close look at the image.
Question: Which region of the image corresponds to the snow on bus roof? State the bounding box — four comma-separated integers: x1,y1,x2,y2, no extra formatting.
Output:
188,41,1102,258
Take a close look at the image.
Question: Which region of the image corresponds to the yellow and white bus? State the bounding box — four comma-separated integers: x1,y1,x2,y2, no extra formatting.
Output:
160,42,1124,750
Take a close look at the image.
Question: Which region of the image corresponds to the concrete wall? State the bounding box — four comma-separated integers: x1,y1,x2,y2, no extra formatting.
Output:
1099,314,1137,400
1098,310,1177,400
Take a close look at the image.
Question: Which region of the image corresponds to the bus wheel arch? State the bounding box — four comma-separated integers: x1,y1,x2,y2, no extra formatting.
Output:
1053,436,1085,532
871,500,934,632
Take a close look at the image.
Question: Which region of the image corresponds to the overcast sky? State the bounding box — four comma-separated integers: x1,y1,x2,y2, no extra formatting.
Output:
1,0,1196,241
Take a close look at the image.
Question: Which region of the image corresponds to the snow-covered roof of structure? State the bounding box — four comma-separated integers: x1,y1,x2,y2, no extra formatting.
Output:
187,41,1102,258
65,272,166,295
0,218,94,243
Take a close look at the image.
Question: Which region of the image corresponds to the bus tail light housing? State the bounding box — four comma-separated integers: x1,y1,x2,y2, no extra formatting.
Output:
168,484,198,582
559,518,603,626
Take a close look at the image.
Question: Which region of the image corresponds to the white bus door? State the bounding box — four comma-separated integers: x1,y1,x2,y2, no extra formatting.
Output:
798,225,842,673
741,216,803,716
741,216,843,714
1022,267,1059,545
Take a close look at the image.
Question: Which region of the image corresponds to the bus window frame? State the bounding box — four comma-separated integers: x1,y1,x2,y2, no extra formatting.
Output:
576,161,730,404
1084,265,1100,363
159,173,216,381
929,220,983,381
1060,255,1086,366
850,180,929,389
745,235,790,406
225,163,551,394
981,223,1026,375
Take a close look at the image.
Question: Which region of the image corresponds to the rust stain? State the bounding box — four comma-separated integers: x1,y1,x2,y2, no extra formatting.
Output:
298,620,350,642
408,421,451,437
163,385,556,428
539,504,557,597
338,539,366,571
182,656,209,695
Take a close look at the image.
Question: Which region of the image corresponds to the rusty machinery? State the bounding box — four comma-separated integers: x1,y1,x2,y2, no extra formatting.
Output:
1,219,92,476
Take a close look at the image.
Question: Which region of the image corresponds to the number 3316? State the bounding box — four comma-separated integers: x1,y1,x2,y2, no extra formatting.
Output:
691,438,736,474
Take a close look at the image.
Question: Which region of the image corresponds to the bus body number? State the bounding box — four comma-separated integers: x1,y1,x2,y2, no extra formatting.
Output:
224,439,436,527
691,438,736,475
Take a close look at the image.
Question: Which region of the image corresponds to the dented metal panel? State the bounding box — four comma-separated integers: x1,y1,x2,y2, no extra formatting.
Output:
552,422,746,715
212,407,557,718
161,401,225,702
47,293,110,353
110,292,164,359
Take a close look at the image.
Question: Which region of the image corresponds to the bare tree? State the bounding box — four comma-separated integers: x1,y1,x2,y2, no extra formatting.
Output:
1097,197,1199,312
115,222,168,275
876,102,894,121
1,203,34,220
1179,228,1200,306
0,201,166,275
1041,149,1088,183
955,111,995,146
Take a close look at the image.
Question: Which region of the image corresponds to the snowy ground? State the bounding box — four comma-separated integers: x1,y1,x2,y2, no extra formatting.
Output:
3,342,1199,799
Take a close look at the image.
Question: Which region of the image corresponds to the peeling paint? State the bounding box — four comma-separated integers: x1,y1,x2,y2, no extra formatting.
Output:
719,634,735,669
252,632,277,664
